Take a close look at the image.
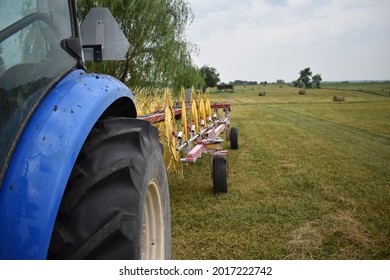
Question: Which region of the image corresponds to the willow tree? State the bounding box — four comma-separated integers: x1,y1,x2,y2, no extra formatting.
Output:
77,0,204,91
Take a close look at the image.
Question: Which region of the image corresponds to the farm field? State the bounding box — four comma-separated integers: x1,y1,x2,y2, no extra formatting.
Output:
321,81,390,97
169,84,390,259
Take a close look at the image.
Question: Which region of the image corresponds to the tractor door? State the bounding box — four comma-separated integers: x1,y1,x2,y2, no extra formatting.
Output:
0,0,77,184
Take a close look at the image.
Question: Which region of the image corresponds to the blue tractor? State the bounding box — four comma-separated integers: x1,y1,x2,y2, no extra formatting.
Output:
0,0,171,259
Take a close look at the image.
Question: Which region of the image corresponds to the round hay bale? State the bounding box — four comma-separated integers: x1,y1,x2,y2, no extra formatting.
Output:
258,91,266,96
333,96,345,102
299,89,305,95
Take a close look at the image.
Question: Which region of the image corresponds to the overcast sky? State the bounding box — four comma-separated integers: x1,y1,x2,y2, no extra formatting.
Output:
186,0,390,83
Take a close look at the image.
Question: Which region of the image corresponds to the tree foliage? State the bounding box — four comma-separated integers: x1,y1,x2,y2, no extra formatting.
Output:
312,74,322,89
199,65,220,88
77,0,203,91
293,67,322,88
298,67,312,88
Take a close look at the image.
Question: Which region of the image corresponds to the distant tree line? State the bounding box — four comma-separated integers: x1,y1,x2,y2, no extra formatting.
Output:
199,65,322,90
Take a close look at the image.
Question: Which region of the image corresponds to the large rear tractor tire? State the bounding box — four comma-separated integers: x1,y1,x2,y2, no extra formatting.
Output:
48,118,170,259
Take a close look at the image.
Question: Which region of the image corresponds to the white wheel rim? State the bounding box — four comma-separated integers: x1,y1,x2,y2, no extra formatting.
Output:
140,179,165,259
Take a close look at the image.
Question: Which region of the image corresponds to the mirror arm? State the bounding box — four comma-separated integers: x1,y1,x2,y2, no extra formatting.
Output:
82,44,103,62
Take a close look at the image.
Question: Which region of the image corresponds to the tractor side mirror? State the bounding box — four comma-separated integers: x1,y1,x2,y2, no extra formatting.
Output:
80,7,129,62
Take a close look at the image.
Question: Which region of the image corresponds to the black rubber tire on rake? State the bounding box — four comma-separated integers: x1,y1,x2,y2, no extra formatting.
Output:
230,127,239,150
213,155,228,193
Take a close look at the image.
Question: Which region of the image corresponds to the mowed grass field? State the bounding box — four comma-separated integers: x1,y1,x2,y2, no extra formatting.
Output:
168,83,390,260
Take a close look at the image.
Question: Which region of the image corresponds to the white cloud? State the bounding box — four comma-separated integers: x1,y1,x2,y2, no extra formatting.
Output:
188,0,390,82
287,0,311,6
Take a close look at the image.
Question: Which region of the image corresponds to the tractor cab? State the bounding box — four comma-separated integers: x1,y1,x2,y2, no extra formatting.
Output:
0,0,128,185
0,0,78,184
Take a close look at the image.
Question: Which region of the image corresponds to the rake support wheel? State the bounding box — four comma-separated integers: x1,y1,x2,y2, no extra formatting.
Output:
213,155,228,193
230,127,239,150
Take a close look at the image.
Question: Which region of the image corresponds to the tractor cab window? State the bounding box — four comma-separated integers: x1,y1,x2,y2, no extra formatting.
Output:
0,0,76,184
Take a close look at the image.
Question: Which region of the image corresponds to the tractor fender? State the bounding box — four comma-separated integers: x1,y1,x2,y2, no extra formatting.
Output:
0,69,136,259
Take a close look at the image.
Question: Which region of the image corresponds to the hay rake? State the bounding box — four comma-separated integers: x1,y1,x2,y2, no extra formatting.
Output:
138,89,238,193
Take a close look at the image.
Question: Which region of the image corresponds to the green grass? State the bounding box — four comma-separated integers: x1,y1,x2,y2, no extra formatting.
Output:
168,84,390,259
321,81,390,97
